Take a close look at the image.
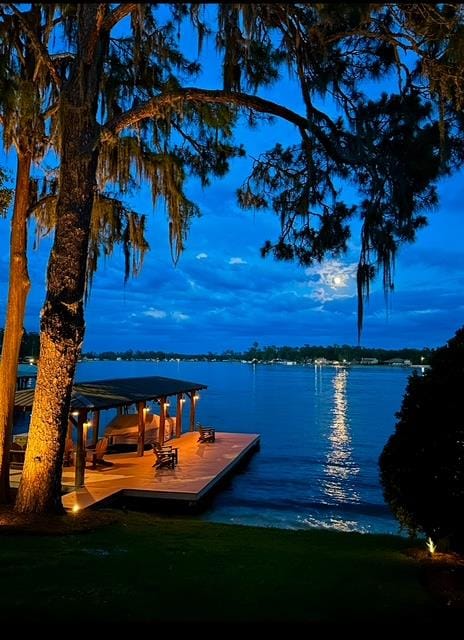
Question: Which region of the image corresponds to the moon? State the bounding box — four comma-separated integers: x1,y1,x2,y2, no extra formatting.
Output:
333,275,342,286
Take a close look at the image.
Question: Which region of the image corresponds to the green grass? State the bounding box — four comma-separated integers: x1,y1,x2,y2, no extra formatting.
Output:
0,511,443,623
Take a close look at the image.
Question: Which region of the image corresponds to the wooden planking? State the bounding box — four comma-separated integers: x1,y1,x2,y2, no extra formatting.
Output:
59,431,260,512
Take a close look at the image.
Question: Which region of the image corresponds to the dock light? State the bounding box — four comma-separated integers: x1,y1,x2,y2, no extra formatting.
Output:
180,397,185,404
164,402,170,409
72,411,79,417
72,504,80,513
193,393,200,401
143,406,150,413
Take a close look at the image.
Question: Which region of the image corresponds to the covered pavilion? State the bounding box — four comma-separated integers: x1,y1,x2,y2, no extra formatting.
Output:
14,375,207,487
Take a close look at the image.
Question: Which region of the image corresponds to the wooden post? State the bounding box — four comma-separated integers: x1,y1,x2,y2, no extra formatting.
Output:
65,418,74,467
137,401,145,456
176,393,183,438
159,396,166,444
75,411,87,488
91,410,100,446
189,392,196,432
66,418,74,442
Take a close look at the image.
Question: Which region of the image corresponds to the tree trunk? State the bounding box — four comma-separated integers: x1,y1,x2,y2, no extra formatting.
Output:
15,4,104,514
0,152,32,503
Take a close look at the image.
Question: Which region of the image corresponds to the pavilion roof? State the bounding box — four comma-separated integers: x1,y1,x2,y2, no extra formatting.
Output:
14,375,207,412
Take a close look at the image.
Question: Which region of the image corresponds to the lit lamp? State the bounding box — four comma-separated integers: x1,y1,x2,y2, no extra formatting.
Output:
83,420,92,447
193,393,200,402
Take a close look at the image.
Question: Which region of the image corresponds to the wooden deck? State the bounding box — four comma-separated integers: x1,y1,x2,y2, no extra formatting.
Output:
53,431,260,512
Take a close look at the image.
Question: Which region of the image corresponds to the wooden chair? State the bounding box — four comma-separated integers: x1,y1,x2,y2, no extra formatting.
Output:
153,442,179,465
152,444,176,469
86,437,113,469
198,426,216,443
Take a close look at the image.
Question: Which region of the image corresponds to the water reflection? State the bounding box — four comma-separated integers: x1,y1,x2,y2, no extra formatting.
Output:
321,368,360,504
314,364,323,394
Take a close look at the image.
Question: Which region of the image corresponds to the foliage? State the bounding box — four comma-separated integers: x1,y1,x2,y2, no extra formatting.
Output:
379,326,464,550
230,4,463,338
0,166,11,215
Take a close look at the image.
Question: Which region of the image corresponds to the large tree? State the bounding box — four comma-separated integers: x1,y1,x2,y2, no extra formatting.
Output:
13,3,246,513
3,3,457,513
0,4,149,503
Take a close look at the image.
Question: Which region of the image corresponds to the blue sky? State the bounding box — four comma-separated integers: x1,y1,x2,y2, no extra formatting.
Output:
1,10,463,354
1,153,462,354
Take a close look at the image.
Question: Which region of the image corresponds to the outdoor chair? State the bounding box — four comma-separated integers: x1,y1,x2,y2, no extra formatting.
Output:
198,426,216,443
153,442,179,465
152,444,176,469
86,436,113,469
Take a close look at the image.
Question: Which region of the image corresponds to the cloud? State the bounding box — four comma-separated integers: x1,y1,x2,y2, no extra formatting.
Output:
196,252,208,260
143,308,167,319
305,260,357,303
229,257,247,265
172,311,189,321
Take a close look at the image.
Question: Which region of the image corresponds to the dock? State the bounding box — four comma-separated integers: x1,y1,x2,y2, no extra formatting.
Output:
53,431,260,512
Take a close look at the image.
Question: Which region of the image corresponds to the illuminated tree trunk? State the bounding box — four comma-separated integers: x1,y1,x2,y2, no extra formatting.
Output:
0,152,32,503
15,5,103,514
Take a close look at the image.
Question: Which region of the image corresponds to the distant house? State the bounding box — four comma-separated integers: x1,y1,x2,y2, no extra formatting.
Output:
360,358,378,365
384,358,412,366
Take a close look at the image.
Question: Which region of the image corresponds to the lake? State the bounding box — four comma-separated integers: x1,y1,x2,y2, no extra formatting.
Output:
71,360,411,535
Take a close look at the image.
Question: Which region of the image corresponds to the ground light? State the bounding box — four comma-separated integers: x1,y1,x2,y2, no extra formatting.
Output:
426,537,437,555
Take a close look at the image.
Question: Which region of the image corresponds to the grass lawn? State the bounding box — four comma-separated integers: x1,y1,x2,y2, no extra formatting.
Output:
0,510,455,625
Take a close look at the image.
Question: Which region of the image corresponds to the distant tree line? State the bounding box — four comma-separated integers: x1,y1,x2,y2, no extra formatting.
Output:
82,342,432,365
1,332,431,364
0,329,39,361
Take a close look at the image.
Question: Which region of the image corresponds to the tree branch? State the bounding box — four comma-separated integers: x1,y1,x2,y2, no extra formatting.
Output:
102,3,138,32
101,87,350,165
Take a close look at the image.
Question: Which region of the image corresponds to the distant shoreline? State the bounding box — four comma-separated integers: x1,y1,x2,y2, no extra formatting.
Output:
78,358,430,369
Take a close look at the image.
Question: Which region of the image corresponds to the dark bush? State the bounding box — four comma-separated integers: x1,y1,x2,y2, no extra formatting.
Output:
379,326,464,550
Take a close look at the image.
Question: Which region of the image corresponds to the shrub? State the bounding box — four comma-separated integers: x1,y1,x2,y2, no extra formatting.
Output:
379,326,464,550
